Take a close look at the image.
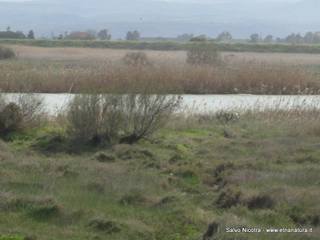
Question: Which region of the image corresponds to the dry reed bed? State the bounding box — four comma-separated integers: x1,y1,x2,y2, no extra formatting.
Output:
0,58,319,94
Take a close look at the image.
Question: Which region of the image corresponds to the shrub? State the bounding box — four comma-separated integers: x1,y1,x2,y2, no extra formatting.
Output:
216,111,240,124
119,190,146,206
0,94,44,136
93,152,116,163
0,46,15,60
186,44,220,65
246,194,275,209
0,103,22,135
14,94,44,128
123,52,151,66
88,218,121,233
67,94,181,145
66,94,102,144
215,188,242,209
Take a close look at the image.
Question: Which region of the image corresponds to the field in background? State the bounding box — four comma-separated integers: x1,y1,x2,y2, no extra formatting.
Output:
2,39,320,53
10,44,320,65
0,45,319,94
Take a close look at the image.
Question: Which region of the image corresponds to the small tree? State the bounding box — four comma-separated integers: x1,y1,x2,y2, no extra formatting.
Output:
186,44,220,65
190,35,207,42
97,29,111,40
126,30,140,41
250,33,260,43
27,30,35,39
67,94,181,145
0,46,15,60
217,31,232,42
264,35,273,43
123,52,151,66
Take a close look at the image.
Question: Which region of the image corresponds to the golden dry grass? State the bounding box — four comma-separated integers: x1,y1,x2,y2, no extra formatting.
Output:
9,44,320,65
1,45,320,94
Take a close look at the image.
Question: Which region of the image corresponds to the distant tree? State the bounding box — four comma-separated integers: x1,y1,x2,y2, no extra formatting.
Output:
304,32,315,44
126,30,140,41
250,33,260,43
314,33,320,44
66,31,96,40
27,30,35,39
264,35,273,43
97,29,111,40
58,34,64,40
176,33,194,41
217,31,233,42
6,26,10,32
0,29,25,39
190,35,207,42
286,33,303,44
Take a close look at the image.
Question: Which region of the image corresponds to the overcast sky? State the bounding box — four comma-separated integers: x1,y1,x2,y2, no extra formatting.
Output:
0,0,301,2
0,0,318,38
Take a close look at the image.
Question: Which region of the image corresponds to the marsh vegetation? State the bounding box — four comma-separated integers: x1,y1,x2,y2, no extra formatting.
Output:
0,45,320,94
0,43,319,240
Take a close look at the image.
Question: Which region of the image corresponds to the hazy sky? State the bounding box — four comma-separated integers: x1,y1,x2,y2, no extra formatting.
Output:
0,0,301,2
0,0,318,38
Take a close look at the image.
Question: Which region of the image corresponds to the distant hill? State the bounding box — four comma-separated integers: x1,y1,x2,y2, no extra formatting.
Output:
0,0,319,38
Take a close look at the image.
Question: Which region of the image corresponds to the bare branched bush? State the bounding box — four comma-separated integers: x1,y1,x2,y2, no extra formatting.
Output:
0,46,15,60
0,94,44,136
186,44,221,65
66,94,102,143
0,103,22,135
67,94,181,145
14,94,44,127
123,52,151,66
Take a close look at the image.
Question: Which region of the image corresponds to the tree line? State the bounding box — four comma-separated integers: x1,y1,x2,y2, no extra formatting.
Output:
249,32,320,44
2,26,320,45
0,27,34,39
52,29,141,41
178,31,320,44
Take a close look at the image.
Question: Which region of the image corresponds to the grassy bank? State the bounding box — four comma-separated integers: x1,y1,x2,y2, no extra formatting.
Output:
1,39,320,54
0,108,319,240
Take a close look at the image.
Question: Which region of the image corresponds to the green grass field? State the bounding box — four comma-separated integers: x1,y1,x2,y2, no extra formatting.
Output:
0,112,319,240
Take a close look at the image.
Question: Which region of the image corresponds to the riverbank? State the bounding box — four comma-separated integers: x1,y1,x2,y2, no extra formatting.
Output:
0,110,319,240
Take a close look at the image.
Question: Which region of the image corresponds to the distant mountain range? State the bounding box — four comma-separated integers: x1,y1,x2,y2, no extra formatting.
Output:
0,0,319,38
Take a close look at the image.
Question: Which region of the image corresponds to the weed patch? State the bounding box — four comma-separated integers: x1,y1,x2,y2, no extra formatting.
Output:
88,218,121,234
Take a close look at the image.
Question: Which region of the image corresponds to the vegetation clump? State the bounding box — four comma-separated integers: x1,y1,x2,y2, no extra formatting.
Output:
246,194,275,210
119,190,147,206
215,188,242,209
67,94,181,145
0,94,43,137
123,52,151,66
0,103,23,136
88,218,121,233
28,202,62,221
0,46,15,60
186,44,220,65
93,152,116,163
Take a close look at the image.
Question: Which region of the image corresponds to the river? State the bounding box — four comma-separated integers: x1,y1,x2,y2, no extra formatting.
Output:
2,93,320,115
